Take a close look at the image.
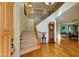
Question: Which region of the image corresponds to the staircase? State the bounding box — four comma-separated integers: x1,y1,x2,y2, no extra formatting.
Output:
20,31,40,55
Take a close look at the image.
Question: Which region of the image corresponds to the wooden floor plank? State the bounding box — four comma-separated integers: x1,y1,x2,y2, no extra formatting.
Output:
21,39,79,57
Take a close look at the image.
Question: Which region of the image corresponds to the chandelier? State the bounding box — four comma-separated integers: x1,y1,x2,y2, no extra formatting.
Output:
45,2,55,5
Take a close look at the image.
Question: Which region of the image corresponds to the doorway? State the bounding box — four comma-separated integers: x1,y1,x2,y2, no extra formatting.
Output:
60,24,79,47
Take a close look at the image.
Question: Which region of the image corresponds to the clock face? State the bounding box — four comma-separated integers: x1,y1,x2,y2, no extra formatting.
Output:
49,25,54,30
50,25,53,29
49,22,54,30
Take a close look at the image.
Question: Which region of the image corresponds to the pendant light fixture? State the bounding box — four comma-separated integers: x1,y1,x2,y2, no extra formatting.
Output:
28,2,33,8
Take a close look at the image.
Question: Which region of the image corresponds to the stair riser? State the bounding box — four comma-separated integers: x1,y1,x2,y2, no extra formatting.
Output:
20,31,39,55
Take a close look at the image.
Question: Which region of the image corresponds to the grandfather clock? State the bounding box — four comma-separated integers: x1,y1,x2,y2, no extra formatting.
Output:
48,22,55,43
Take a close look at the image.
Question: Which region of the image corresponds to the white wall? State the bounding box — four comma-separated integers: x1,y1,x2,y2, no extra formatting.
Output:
56,23,61,44
20,5,27,33
36,18,56,43
13,3,20,57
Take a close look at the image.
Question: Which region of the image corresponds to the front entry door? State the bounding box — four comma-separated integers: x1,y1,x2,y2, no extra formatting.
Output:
0,3,14,56
48,22,55,43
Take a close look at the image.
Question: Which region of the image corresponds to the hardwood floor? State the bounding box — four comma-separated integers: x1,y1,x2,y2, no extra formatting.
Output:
21,39,79,57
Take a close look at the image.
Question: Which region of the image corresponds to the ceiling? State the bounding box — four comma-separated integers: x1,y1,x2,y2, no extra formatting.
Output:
56,3,79,24
24,2,64,20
